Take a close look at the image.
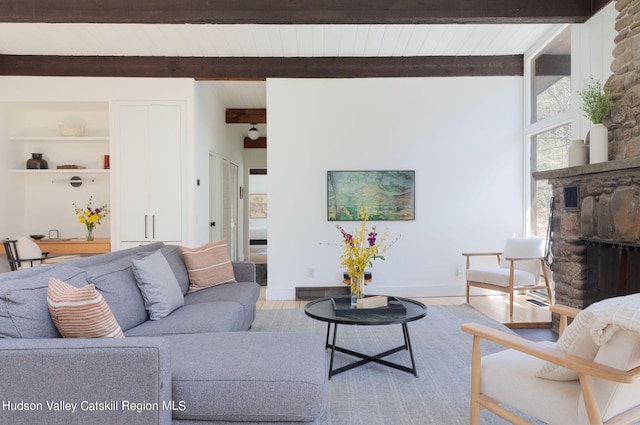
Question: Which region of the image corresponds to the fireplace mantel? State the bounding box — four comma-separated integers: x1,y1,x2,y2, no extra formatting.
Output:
532,157,640,181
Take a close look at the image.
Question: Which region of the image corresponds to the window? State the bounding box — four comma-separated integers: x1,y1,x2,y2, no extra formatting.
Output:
527,27,571,238
531,124,571,236
531,30,572,123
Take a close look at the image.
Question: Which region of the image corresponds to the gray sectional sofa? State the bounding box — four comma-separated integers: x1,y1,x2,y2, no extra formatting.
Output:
0,242,328,425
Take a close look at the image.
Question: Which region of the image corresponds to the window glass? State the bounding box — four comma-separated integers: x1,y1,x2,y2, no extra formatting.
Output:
531,124,571,237
531,28,571,123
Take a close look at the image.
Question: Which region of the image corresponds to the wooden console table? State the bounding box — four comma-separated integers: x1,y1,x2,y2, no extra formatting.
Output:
0,238,111,256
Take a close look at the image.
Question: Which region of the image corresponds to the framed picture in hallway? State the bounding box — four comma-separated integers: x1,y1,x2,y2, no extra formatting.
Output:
327,170,415,221
249,193,268,218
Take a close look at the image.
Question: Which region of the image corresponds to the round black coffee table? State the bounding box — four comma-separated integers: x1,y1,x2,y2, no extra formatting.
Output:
304,295,427,379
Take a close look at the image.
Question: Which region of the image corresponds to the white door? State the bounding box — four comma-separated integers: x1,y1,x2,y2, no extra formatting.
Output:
148,104,183,241
118,104,150,241
117,101,185,246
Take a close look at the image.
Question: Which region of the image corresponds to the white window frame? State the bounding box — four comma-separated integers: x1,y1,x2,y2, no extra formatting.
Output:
523,25,571,236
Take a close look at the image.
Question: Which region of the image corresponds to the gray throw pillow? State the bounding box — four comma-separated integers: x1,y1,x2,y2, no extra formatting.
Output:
132,250,184,320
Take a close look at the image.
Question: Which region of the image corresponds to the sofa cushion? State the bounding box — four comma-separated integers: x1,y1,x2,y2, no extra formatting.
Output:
84,256,148,331
180,239,236,293
167,332,328,423
124,302,246,336
47,277,124,338
184,282,260,331
132,250,184,320
0,265,88,338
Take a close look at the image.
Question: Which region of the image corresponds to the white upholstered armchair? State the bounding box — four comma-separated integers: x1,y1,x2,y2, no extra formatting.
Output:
462,295,640,425
463,237,553,318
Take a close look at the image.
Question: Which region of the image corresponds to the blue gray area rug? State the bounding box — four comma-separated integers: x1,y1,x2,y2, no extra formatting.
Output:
251,304,534,425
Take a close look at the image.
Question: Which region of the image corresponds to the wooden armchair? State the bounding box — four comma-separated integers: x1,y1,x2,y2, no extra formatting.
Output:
462,304,640,425
463,237,553,318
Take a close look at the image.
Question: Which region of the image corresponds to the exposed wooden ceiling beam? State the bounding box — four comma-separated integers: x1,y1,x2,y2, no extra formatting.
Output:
0,0,600,24
0,55,524,78
244,137,267,149
226,109,267,124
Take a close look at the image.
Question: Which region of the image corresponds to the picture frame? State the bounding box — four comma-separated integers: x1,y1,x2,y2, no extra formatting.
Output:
249,194,268,218
49,229,59,239
327,170,415,221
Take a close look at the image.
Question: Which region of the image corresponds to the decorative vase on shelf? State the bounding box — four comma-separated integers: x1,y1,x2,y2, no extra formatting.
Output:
26,153,48,169
350,273,365,307
568,139,588,167
86,225,94,241
589,124,608,164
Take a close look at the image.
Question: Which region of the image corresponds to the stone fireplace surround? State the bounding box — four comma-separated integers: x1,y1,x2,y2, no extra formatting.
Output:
532,0,640,325
534,158,640,313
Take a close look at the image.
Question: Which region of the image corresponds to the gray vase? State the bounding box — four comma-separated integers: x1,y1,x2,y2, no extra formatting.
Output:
26,153,48,169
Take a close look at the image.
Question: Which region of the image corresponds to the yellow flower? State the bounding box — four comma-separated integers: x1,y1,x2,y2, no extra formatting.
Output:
336,215,397,278
72,195,110,231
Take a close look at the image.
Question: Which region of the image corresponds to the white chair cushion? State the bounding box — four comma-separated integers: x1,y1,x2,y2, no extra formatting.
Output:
465,267,537,288
499,237,543,277
481,342,581,425
579,331,640,423
12,235,43,269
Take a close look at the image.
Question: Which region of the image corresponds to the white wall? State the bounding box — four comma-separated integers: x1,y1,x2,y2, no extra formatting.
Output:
572,2,616,140
266,77,525,299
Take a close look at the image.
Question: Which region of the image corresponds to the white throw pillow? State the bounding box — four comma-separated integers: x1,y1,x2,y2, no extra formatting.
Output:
12,235,43,268
536,296,628,381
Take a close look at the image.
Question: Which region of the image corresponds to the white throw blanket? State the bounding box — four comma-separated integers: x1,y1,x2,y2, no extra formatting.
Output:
590,293,640,345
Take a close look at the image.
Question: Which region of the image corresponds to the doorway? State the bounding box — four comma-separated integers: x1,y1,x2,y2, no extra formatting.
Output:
248,169,267,285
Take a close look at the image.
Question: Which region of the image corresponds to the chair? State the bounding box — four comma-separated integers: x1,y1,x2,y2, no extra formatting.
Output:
461,301,640,425
462,237,552,318
2,237,50,271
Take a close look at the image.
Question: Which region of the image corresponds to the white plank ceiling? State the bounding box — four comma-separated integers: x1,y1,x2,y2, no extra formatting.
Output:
0,23,560,108
0,23,556,57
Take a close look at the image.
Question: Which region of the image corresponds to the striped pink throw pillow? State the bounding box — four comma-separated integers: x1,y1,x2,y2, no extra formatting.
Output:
47,277,124,338
180,238,237,293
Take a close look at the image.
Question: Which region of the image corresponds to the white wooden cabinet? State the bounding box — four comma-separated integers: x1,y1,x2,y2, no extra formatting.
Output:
115,102,185,247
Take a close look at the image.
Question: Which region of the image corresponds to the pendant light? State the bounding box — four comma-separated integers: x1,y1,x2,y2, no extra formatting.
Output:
248,124,259,140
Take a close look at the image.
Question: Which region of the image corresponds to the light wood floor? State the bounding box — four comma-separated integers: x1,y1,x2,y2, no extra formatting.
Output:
256,287,552,329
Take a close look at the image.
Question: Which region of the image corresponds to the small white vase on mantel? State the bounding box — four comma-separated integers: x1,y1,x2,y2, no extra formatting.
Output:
589,123,608,164
568,139,588,167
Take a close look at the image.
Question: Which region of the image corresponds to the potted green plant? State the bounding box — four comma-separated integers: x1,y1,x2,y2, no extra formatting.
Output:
578,76,613,164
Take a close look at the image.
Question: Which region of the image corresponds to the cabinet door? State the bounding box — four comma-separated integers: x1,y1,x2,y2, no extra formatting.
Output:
118,104,150,241
148,104,183,242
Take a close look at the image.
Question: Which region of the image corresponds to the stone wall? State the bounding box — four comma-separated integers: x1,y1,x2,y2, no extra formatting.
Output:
607,0,640,159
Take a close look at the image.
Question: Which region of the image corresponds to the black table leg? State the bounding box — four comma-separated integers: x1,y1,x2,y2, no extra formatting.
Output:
326,323,418,378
